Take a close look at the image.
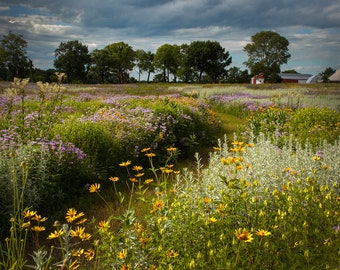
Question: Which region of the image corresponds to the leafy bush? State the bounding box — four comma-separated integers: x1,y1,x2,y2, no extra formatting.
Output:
288,107,340,148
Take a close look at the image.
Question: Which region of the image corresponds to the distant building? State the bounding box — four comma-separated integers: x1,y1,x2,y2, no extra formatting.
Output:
251,74,265,84
279,73,312,84
306,74,322,84
329,69,340,82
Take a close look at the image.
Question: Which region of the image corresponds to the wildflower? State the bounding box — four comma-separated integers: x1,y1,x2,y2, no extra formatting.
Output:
23,210,37,219
203,197,212,203
68,259,80,270
31,226,45,232
109,176,119,182
234,228,254,243
173,170,180,175
144,179,153,184
167,250,179,258
98,220,110,232
117,249,128,259
121,264,131,270
119,160,131,167
76,218,87,225
141,147,151,152
312,155,321,161
84,249,95,261
209,217,217,223
132,165,143,171
47,229,64,239
79,232,91,241
323,238,332,246
66,208,85,223
255,229,272,237
89,183,100,193
22,221,31,228
135,172,144,178
72,248,84,257
32,214,47,223
152,200,164,213
167,147,177,152
213,147,221,151
145,152,156,157
70,226,85,238
130,177,138,183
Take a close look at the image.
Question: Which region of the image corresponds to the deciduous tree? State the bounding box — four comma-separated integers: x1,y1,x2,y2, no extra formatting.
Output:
0,31,31,80
186,40,232,83
54,40,91,83
243,31,290,82
104,42,135,84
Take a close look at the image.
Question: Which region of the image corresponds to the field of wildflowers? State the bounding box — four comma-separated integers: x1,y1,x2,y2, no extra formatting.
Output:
0,78,339,269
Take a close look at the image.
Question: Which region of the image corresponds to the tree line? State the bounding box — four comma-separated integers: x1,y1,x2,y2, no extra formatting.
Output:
0,30,336,84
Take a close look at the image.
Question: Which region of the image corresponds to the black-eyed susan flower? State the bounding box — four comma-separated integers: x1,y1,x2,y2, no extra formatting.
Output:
141,147,151,152
98,220,110,232
31,226,46,232
23,210,37,219
145,153,156,157
203,197,212,203
32,214,47,223
89,183,100,193
22,221,31,228
121,264,131,270
255,229,272,237
167,250,179,258
72,248,84,257
66,208,85,223
234,228,254,243
117,249,128,259
70,226,85,238
47,229,64,239
209,217,217,223
167,147,177,152
109,176,119,182
79,232,91,241
119,160,131,167
132,165,143,171
144,179,153,184
84,249,95,261
151,200,164,213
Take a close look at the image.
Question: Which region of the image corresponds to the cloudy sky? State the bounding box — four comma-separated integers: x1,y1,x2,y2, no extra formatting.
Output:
0,0,339,77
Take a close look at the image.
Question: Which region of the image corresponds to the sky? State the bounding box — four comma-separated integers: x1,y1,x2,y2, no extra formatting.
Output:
0,0,339,78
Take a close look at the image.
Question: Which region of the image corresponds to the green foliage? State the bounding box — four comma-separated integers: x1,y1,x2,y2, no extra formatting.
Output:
244,31,290,80
288,107,340,147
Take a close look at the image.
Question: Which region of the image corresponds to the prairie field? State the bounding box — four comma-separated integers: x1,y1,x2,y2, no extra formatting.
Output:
0,79,339,269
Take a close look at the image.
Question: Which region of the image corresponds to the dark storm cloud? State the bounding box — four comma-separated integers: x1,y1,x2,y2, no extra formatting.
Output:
0,0,339,74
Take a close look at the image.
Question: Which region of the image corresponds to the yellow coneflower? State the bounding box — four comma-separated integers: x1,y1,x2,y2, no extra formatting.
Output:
144,179,153,184
47,229,64,239
119,160,131,167
209,217,217,223
151,200,164,213
167,147,177,152
98,220,110,232
23,210,37,219
234,228,254,243
117,249,128,259
31,226,45,232
109,176,119,182
132,165,143,171
70,226,85,238
255,229,272,237
84,249,95,261
32,214,47,222
65,208,85,223
167,250,179,258
89,183,100,193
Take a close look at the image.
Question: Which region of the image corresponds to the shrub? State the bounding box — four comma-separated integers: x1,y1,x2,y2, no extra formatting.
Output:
288,107,340,148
